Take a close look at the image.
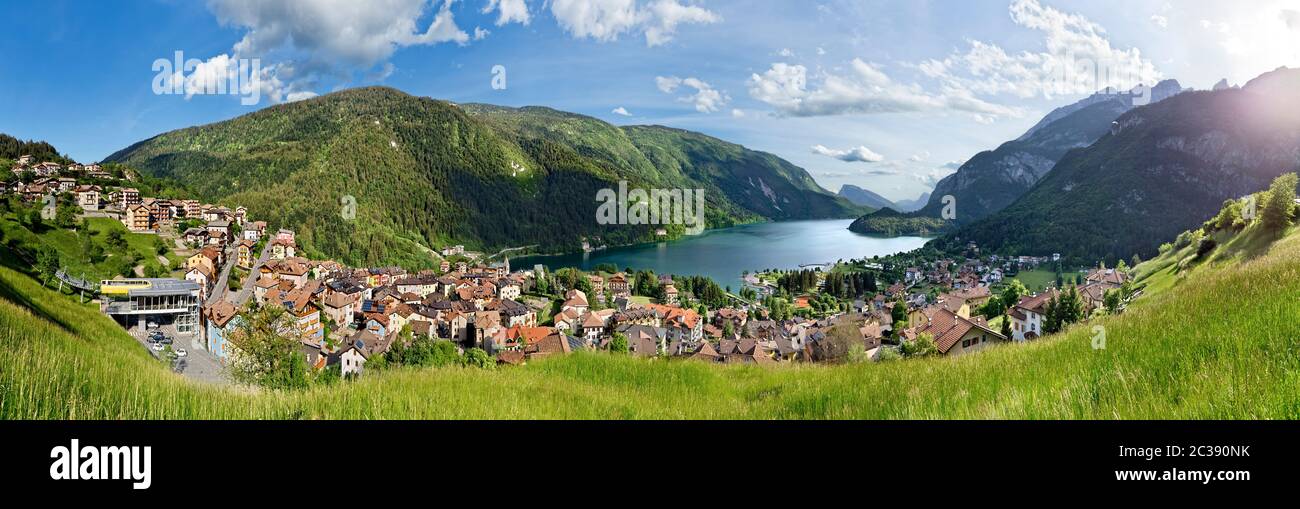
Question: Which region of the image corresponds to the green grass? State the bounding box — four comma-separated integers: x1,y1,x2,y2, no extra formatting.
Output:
4,229,1300,419
0,212,170,281
1011,268,1059,292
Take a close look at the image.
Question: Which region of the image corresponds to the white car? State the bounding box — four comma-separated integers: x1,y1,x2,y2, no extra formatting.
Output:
175,348,188,358
151,342,164,352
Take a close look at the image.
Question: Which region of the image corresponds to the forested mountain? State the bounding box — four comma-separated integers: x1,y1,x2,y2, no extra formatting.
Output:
0,133,74,166
848,80,1183,235
106,87,865,269
938,68,1300,264
837,184,896,210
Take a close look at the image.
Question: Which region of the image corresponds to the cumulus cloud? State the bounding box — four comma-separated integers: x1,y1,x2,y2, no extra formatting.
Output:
655,75,729,113
1283,10,1300,30
915,0,1161,101
483,0,531,25
198,0,471,103
747,59,1022,120
612,106,632,116
550,0,719,46
811,144,885,163
474,26,491,40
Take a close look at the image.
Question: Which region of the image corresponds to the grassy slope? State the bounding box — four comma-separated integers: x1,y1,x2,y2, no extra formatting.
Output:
0,212,171,281
4,228,1300,419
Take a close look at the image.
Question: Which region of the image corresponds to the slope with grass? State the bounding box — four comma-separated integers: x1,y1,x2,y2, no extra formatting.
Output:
4,219,1300,418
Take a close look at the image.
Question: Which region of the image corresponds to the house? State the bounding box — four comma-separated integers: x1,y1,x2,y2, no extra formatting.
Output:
948,286,992,309
183,228,208,246
607,273,630,297
75,185,101,209
281,282,324,344
330,330,390,377
119,188,141,209
203,301,240,361
1008,289,1060,341
244,221,266,242
914,308,1007,357
124,204,151,231
322,291,357,328
270,238,296,260
236,239,255,269
185,264,215,301
662,284,679,305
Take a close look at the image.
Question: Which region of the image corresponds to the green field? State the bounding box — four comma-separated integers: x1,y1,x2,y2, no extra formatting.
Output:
3,221,1300,419
1010,268,1061,292
0,210,172,282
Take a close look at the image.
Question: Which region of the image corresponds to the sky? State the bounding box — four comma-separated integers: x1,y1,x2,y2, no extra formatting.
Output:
2,0,1298,202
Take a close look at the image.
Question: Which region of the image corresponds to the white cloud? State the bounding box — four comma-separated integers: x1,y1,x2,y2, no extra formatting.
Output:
747,59,1022,120
811,144,884,163
1150,15,1168,28
612,106,632,116
913,0,1162,101
909,151,930,162
816,47,826,56
1282,10,1300,30
202,0,471,103
483,0,531,26
730,108,745,118
474,26,491,40
550,0,719,46
778,48,795,57
655,75,729,113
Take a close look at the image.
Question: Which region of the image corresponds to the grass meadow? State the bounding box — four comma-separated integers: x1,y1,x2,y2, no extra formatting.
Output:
2,229,1300,419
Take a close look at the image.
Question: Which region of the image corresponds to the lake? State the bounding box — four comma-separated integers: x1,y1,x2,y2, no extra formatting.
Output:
513,219,932,290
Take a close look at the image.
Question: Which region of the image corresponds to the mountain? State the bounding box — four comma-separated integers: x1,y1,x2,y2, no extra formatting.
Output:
837,184,895,209
849,80,1184,235
105,87,865,268
891,191,930,213
939,67,1300,263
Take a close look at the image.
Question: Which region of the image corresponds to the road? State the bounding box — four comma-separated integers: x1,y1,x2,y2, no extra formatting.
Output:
225,239,273,308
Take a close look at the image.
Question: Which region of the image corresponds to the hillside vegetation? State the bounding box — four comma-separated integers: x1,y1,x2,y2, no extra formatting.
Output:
105,88,865,269
4,219,1300,418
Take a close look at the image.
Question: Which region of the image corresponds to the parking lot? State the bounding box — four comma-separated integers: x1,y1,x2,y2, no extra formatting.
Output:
125,320,229,386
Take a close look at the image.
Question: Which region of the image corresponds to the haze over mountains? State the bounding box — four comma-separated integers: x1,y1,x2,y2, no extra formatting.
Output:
940,67,1300,263
105,87,866,268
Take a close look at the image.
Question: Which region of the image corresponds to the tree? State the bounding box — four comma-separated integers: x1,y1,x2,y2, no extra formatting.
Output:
226,303,311,389
1043,297,1060,334
609,332,629,354
1000,280,1028,311
35,245,59,287
999,315,1012,339
105,228,127,251
463,348,495,369
1104,288,1122,315
901,332,938,358
1261,172,1298,231
722,320,735,338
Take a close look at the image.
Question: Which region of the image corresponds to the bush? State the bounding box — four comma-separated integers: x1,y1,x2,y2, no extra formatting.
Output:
1196,237,1218,259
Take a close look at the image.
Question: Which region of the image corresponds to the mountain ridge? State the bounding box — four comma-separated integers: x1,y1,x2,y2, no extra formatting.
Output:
105,86,866,269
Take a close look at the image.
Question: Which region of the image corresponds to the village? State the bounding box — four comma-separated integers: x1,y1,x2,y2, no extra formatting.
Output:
5,154,1136,384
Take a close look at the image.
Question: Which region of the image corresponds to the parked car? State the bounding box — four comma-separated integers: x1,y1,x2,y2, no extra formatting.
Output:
175,348,188,358
160,336,173,345
146,321,159,330
151,342,164,352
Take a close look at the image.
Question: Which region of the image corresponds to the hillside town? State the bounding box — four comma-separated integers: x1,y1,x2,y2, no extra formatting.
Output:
5,154,1135,384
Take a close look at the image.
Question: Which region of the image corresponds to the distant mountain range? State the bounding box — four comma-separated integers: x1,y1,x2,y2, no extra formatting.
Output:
849,79,1185,236
105,87,866,268
938,67,1300,263
837,184,930,213
837,184,895,210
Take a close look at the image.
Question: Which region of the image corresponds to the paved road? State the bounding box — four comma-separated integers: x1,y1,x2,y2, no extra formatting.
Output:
209,243,238,304
226,239,273,307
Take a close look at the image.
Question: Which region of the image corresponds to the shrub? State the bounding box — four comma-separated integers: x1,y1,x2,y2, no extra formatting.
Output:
1196,237,1218,259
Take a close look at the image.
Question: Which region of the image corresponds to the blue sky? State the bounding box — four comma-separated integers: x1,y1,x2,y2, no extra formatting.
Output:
2,0,1298,202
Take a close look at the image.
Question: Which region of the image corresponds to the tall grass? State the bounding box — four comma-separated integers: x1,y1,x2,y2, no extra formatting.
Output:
3,230,1300,419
